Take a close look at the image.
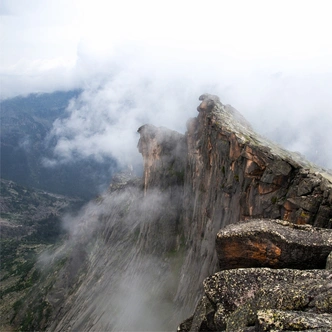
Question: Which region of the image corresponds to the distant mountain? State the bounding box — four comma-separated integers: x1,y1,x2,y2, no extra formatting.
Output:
1,90,118,199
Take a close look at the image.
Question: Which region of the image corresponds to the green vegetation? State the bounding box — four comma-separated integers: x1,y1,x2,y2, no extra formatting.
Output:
7,248,69,331
0,178,80,330
300,211,310,218
0,240,41,295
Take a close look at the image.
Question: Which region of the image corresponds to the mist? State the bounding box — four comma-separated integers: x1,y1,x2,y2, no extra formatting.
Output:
2,1,332,170
42,47,332,171
2,3,332,331
33,179,185,331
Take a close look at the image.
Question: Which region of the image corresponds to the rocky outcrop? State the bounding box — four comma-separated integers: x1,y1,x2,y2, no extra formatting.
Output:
178,268,332,331
256,310,332,331
137,124,186,193
176,94,332,312
137,124,187,254
216,219,332,270
179,219,332,331
50,94,332,331
186,93,331,228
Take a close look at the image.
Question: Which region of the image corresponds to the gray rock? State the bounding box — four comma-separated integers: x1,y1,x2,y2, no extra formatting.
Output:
256,309,332,331
326,251,332,269
179,268,332,331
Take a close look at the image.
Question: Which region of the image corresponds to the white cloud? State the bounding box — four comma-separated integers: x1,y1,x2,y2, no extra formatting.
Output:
1,0,332,169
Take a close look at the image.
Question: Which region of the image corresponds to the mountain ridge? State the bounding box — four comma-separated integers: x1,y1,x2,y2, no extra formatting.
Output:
3,94,332,331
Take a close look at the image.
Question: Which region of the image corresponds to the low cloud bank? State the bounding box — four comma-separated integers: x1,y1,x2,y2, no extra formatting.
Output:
2,0,332,170
43,45,332,171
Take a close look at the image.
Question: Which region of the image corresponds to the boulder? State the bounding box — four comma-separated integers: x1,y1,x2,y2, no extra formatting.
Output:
216,219,332,270
256,309,332,331
178,268,332,331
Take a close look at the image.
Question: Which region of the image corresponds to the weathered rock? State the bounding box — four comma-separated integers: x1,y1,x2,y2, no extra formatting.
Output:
137,124,187,254
137,124,187,193
177,94,332,313
177,295,216,332
256,309,332,331
179,268,332,331
216,219,332,270
326,251,332,269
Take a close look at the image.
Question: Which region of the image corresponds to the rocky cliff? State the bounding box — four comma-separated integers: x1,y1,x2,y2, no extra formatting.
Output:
5,94,332,331
138,93,332,330
175,94,332,312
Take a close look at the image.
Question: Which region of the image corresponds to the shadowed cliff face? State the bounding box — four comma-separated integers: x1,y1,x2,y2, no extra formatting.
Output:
7,94,332,331
137,124,187,193
136,124,187,255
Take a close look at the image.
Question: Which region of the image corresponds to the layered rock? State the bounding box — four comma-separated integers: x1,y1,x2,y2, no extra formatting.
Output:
47,94,332,331
185,94,331,228
216,219,332,270
179,221,332,331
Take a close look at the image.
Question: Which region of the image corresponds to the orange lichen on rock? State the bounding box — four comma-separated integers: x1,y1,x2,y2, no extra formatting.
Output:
220,238,281,269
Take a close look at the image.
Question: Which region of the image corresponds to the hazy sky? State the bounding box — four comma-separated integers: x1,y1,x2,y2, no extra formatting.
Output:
1,0,332,169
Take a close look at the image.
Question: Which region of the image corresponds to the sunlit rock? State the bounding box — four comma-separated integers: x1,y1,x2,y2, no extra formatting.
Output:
216,219,332,270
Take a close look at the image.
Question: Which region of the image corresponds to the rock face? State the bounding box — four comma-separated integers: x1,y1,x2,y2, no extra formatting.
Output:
216,219,332,270
137,124,187,193
186,93,331,228
175,94,332,311
137,124,187,254
7,94,332,331
178,268,332,331
256,310,332,331
175,95,332,331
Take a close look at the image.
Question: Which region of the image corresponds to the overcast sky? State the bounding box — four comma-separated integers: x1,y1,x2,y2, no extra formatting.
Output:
1,0,332,169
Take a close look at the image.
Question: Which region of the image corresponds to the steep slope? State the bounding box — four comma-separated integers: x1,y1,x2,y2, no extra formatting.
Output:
175,94,332,312
39,173,185,331
43,125,188,331
6,94,332,331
